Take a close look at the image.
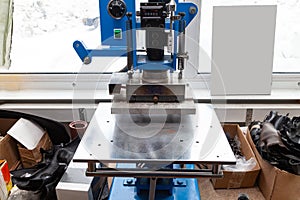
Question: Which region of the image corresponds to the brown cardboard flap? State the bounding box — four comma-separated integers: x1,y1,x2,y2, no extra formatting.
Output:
0,119,18,136
18,132,52,168
246,129,300,200
212,124,260,189
0,135,20,170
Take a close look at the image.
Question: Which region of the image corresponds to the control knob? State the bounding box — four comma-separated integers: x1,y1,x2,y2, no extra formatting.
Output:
107,0,127,19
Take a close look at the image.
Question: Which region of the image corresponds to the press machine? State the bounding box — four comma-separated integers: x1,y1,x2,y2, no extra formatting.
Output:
72,1,236,199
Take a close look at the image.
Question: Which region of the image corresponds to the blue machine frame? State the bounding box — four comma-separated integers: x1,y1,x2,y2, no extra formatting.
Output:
108,164,201,200
73,0,198,71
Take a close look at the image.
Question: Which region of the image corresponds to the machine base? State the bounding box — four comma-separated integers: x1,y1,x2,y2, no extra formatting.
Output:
108,177,201,200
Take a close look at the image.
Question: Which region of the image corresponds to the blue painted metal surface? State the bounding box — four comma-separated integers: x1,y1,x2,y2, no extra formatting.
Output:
73,40,128,62
74,0,198,72
108,164,201,200
99,0,136,47
136,55,174,71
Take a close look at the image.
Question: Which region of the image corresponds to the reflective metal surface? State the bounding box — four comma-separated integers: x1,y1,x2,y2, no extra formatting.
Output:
73,103,236,165
111,100,196,115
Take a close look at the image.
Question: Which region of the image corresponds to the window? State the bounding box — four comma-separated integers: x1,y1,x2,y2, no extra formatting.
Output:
1,0,299,74
7,0,100,72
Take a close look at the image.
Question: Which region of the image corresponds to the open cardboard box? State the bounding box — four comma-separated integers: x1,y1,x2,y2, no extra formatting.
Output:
211,124,260,189
17,131,52,168
0,118,52,170
246,129,300,200
0,119,20,170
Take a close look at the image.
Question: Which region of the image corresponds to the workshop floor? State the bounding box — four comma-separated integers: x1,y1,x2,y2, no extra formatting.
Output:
198,178,265,200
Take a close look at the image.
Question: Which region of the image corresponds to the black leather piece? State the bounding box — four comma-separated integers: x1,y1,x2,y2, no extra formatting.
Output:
0,109,70,144
250,111,300,175
11,137,80,199
264,110,278,124
260,123,287,150
273,115,289,130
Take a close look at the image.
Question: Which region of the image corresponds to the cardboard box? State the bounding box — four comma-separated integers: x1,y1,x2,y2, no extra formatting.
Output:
246,129,300,200
7,118,53,168
0,119,20,170
17,132,52,168
211,124,260,189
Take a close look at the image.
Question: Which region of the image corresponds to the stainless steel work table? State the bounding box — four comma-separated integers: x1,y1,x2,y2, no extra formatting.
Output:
73,103,236,178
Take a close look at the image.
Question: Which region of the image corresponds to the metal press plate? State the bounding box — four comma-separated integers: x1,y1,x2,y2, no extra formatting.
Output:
111,100,196,115
73,103,236,165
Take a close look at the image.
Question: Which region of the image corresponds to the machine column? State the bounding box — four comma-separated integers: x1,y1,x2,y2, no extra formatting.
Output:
126,12,134,76
178,12,186,79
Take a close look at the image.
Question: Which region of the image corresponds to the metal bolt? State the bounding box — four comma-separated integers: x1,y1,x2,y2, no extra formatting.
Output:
83,56,91,64
178,12,185,17
189,6,197,15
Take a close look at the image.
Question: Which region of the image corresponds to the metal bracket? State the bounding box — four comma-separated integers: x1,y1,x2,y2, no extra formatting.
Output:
173,178,187,187
123,178,136,186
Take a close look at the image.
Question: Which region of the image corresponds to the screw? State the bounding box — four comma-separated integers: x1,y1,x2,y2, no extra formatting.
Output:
178,12,185,17
83,56,91,64
189,6,197,15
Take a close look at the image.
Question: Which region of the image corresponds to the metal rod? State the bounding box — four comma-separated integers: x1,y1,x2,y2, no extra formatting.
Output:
178,19,186,60
149,178,157,200
126,13,133,76
167,3,175,53
97,167,213,172
86,168,223,178
87,162,96,172
178,14,186,79
212,164,221,174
